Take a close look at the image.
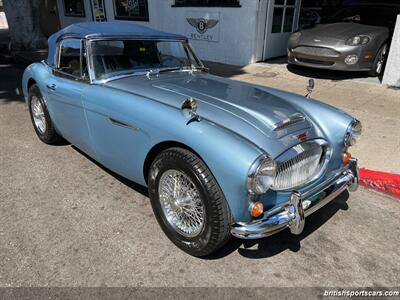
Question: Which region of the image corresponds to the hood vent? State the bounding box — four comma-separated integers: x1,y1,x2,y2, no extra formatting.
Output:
273,113,306,131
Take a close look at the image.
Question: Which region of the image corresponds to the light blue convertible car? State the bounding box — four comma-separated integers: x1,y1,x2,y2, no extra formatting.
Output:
22,22,361,257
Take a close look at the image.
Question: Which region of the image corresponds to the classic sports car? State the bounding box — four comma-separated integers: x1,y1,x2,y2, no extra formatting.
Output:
288,4,399,76
23,22,361,257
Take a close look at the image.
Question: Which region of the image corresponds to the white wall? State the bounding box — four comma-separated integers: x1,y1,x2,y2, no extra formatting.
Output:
103,0,261,66
56,0,262,65
382,15,400,88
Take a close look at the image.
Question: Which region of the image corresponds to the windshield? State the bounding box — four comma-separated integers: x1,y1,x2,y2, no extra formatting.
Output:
90,39,203,80
323,6,399,29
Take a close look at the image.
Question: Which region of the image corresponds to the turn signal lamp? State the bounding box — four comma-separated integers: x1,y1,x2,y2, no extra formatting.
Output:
343,152,351,165
250,201,264,218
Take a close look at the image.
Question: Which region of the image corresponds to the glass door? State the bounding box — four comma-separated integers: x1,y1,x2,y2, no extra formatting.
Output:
263,0,301,59
91,0,107,22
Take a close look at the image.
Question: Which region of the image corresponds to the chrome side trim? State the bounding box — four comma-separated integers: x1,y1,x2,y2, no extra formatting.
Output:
231,159,358,239
109,118,139,131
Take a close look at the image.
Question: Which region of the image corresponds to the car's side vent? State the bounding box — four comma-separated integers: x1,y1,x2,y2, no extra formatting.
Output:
273,113,306,131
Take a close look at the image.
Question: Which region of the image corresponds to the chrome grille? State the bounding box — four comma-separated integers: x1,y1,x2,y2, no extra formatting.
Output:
273,144,325,190
293,46,340,57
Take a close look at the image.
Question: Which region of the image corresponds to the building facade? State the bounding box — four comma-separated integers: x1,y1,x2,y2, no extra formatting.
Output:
55,0,304,65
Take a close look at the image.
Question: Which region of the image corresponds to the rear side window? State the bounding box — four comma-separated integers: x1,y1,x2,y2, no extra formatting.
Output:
58,39,82,77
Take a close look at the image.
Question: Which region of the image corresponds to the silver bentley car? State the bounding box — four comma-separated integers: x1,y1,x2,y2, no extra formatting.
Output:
288,4,399,76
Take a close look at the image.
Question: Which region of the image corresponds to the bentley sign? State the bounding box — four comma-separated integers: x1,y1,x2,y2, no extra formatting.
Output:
186,12,220,42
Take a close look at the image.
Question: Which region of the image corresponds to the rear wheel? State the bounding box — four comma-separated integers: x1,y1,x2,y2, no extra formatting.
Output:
148,147,232,257
368,43,388,77
28,84,62,144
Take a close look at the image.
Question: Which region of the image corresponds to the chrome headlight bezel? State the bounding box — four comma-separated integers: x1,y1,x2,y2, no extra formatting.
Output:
344,119,362,147
346,35,370,46
247,154,277,195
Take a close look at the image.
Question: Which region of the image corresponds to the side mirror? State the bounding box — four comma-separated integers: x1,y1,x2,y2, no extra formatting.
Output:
305,79,314,98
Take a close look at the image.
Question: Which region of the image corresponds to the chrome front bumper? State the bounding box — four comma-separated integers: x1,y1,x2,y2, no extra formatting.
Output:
231,158,359,239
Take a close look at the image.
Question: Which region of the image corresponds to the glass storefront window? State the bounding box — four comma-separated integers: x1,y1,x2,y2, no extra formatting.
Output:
63,0,85,17
114,0,149,21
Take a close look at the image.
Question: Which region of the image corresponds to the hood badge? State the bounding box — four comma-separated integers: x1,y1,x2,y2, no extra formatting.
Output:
181,97,201,125
297,132,308,142
273,113,306,131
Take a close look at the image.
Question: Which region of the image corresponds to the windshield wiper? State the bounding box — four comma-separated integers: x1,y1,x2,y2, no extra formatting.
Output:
147,67,182,77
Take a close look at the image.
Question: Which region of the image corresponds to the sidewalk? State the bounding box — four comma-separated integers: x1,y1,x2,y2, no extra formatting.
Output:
205,61,400,175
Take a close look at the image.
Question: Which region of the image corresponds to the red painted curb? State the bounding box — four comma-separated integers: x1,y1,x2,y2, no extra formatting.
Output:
359,168,400,199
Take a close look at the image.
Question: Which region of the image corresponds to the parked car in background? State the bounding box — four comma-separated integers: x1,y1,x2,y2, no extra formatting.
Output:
23,22,361,257
288,4,400,76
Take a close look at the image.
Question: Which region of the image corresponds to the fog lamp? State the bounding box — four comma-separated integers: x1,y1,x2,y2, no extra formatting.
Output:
250,201,264,218
345,55,359,65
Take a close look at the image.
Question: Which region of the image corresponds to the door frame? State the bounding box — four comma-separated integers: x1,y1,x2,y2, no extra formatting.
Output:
90,0,107,21
262,0,302,60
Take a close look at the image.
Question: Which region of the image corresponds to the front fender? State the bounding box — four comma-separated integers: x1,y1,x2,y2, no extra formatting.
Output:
83,85,263,223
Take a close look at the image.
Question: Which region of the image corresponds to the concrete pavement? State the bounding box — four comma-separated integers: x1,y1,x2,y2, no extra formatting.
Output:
0,63,399,288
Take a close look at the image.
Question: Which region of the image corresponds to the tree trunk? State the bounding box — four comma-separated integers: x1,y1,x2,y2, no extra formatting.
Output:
3,0,47,50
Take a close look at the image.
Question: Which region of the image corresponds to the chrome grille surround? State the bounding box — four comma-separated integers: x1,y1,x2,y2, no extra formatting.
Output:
292,46,340,58
272,140,330,191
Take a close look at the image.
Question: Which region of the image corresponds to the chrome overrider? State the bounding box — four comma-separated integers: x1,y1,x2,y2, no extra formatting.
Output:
231,158,359,239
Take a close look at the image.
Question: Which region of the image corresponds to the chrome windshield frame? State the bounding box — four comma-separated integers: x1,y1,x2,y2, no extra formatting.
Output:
85,37,204,84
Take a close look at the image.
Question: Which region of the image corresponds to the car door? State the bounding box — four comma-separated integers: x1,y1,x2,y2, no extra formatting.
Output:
46,38,95,157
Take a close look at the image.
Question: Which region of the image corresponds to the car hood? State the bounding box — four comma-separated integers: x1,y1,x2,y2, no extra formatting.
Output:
105,73,324,155
298,22,385,43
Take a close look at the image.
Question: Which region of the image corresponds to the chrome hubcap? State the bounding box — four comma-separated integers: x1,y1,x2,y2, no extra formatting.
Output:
31,96,46,134
158,169,205,237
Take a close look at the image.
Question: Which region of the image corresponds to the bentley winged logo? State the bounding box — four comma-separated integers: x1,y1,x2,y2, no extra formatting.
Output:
186,18,219,34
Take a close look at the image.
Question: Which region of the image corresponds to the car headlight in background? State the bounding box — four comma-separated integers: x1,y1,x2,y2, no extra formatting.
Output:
247,154,277,194
289,32,302,42
344,119,362,147
346,35,370,46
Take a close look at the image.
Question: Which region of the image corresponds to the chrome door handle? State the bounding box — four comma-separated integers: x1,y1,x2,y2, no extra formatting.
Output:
46,84,57,91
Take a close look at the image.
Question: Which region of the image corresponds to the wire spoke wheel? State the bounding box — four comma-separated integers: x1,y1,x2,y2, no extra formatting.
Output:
158,169,205,237
30,95,46,134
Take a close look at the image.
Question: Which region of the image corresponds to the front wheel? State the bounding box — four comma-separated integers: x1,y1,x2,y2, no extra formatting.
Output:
28,84,62,144
368,43,388,77
148,147,232,257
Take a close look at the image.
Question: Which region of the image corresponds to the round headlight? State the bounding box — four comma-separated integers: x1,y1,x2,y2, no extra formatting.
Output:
346,35,370,46
344,119,362,147
247,154,277,194
289,32,302,42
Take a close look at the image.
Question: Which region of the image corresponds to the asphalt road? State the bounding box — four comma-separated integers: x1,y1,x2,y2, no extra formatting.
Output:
0,64,399,287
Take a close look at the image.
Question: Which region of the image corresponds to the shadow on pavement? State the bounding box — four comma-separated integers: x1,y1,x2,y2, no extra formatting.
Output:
206,191,349,260
67,145,349,260
0,63,24,103
71,145,149,198
204,60,247,77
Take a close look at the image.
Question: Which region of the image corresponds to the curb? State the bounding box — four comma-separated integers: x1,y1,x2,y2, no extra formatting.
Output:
359,168,400,199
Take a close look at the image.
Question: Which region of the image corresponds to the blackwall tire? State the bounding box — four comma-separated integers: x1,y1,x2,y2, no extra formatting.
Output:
148,147,232,257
